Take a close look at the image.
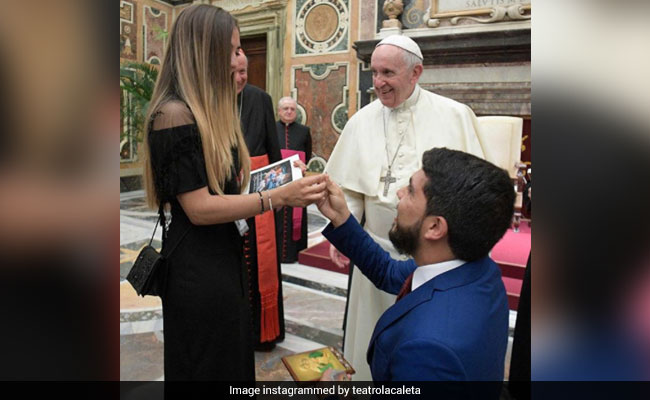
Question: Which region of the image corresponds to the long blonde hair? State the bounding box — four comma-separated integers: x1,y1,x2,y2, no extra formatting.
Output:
143,4,250,208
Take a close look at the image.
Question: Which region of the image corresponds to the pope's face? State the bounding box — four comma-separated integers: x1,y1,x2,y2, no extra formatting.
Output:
371,45,420,109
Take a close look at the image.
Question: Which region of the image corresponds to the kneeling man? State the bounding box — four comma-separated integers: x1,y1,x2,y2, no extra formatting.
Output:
318,148,514,381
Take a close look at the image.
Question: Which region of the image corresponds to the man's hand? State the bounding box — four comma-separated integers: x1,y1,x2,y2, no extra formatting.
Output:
316,177,350,227
317,177,351,269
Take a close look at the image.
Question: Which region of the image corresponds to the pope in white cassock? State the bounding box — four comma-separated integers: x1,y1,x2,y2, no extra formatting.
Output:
325,35,493,380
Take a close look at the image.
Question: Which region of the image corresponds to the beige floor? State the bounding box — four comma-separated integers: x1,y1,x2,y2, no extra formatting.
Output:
120,282,161,310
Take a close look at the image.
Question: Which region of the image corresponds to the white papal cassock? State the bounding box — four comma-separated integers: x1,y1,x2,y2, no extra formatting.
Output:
325,85,492,380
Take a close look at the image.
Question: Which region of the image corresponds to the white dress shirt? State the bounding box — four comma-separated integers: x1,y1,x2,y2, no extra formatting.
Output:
411,259,466,291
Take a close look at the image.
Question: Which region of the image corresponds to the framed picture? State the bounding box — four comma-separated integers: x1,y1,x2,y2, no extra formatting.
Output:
282,346,354,382
428,0,531,27
306,156,327,175
246,154,303,194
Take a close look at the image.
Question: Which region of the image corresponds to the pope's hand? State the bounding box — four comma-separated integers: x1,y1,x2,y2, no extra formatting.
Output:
329,244,350,269
293,160,307,176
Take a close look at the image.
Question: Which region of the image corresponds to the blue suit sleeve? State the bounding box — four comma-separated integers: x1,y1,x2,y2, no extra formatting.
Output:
322,216,416,295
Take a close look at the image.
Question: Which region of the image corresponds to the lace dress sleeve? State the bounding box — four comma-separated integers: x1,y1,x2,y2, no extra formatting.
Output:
147,101,208,202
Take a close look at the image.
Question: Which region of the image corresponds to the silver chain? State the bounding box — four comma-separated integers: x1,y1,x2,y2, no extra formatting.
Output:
382,107,407,172
382,88,420,172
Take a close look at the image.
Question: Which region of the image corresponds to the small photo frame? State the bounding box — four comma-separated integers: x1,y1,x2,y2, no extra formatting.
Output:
281,346,355,382
306,156,327,175
246,154,302,194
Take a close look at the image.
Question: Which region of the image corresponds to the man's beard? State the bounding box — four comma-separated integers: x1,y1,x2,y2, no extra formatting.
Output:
388,219,421,256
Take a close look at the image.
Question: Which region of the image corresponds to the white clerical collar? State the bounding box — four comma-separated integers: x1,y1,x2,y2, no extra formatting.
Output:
391,84,421,112
411,259,466,291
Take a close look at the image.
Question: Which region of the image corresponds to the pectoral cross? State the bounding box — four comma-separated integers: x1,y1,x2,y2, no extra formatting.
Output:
380,168,397,196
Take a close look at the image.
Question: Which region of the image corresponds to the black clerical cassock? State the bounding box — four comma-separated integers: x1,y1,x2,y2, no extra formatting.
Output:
238,83,284,348
275,119,312,263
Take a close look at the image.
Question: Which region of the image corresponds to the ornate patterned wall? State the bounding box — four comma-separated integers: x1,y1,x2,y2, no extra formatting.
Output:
401,0,430,29
294,0,350,56
119,0,173,64
120,0,173,170
120,1,138,60
282,0,360,162
143,5,168,64
292,63,349,159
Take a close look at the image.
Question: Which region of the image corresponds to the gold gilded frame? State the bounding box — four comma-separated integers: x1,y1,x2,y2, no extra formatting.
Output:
427,0,531,28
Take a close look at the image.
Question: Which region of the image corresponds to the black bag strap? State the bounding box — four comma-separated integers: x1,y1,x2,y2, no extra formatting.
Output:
148,211,161,247
148,202,191,257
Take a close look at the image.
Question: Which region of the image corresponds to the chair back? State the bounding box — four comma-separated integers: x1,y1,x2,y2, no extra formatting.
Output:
477,116,523,179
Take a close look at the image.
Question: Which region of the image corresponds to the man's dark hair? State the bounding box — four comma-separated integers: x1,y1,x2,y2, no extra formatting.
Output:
421,148,515,261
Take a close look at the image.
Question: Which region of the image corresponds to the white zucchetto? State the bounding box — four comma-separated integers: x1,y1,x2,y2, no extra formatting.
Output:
376,34,423,60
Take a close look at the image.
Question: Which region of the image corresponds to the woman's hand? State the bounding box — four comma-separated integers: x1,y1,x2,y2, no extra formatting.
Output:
274,174,327,208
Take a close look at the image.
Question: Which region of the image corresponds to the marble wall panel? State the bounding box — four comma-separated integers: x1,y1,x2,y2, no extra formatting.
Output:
359,0,377,40
420,81,531,116
120,1,138,60
293,63,349,160
143,5,168,64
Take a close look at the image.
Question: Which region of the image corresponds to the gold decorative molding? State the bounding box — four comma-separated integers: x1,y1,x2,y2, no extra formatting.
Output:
212,0,276,13
305,4,338,42
427,0,531,28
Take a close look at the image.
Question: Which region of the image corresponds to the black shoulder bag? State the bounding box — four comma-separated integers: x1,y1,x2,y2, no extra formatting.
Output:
127,204,190,297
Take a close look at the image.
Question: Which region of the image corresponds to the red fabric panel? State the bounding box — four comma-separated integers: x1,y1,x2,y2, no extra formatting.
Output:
250,154,279,342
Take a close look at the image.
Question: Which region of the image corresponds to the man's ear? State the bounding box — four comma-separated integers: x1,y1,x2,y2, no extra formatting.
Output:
411,64,423,84
422,215,447,241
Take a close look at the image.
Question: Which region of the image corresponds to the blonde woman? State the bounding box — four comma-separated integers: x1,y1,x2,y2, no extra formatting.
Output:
143,5,326,381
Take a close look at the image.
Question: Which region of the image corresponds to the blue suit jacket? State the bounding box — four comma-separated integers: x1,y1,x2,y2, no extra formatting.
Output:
323,216,509,381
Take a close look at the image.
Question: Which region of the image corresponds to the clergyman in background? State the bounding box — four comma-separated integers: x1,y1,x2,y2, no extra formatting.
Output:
276,96,312,263
234,50,285,350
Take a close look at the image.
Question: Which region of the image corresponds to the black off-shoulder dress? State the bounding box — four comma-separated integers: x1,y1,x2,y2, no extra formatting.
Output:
148,113,254,381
